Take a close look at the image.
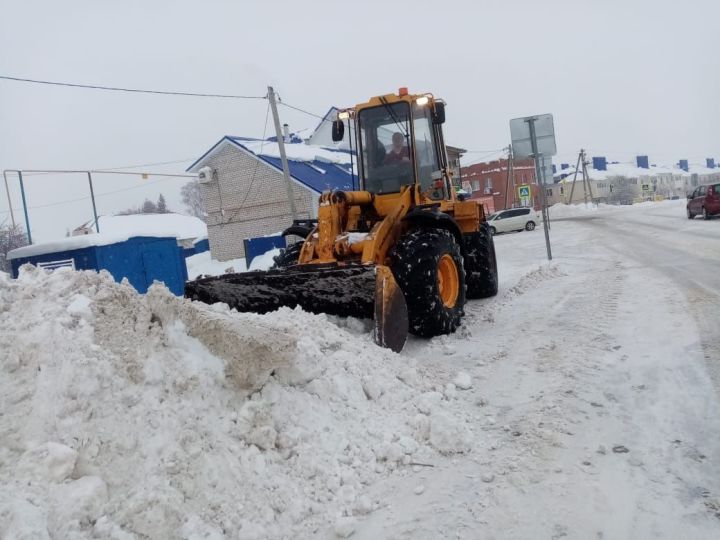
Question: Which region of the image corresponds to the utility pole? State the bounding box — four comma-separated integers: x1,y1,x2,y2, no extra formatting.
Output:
526,118,552,261
504,144,514,209
87,172,100,233
568,149,594,205
267,86,298,221
568,149,583,204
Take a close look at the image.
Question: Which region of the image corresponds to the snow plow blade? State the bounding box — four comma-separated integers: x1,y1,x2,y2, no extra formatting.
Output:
184,263,408,352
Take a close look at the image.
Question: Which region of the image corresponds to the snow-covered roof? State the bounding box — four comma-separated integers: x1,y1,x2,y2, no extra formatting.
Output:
9,213,208,260
97,213,207,240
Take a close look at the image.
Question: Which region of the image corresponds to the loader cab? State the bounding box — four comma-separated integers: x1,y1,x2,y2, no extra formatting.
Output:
353,95,450,200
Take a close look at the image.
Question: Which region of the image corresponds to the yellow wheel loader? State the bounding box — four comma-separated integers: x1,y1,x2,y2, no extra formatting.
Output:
185,89,499,352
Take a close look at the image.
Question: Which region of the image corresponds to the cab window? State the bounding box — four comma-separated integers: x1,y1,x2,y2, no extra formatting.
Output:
357,102,412,194
412,103,443,199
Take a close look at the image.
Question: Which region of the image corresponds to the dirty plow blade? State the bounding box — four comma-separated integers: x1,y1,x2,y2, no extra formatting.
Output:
185,264,408,352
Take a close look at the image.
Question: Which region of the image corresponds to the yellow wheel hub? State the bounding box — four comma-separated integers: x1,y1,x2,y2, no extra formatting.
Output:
437,254,459,308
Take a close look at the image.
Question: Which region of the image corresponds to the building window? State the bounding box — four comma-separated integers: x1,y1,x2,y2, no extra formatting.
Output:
472,179,480,192
546,188,553,196
560,187,564,195
630,179,637,185
484,178,493,194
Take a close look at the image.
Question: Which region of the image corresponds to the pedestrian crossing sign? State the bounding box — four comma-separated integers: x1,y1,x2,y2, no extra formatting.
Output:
518,185,530,198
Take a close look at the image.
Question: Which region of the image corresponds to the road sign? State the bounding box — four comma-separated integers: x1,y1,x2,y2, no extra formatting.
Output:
509,113,555,262
510,114,557,159
518,184,531,206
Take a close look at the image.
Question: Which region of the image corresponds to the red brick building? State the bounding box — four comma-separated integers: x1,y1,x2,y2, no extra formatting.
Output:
460,158,542,211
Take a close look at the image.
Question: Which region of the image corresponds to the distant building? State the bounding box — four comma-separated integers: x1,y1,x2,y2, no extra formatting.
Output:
551,158,720,204
459,157,540,211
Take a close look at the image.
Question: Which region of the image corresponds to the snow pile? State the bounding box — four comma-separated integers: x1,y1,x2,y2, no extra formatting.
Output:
248,248,282,271
0,267,475,538
186,251,248,279
186,248,280,280
547,201,620,218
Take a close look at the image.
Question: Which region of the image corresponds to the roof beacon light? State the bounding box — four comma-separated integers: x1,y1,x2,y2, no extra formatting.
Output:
338,110,350,120
416,95,429,106
398,87,409,96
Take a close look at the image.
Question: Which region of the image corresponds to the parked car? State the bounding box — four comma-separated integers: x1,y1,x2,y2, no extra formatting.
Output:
487,208,540,235
687,183,720,220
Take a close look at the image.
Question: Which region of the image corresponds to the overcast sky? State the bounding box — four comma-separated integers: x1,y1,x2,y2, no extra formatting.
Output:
1,0,718,242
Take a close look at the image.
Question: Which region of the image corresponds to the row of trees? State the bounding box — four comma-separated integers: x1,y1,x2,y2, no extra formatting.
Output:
119,194,170,215
118,182,205,221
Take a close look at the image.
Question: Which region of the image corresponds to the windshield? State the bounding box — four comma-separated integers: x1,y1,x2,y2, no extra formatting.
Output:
357,102,413,194
488,213,498,221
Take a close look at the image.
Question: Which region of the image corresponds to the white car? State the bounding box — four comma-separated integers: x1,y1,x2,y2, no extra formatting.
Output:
486,208,540,235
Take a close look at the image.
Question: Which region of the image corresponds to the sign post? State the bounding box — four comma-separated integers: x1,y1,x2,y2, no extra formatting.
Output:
510,114,556,261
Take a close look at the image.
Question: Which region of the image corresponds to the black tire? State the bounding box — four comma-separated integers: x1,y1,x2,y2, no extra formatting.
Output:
687,208,694,220
525,221,536,231
271,241,303,269
489,226,497,236
390,228,466,337
463,223,499,299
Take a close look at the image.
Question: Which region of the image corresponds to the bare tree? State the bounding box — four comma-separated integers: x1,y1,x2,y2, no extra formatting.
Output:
0,222,29,273
181,180,206,221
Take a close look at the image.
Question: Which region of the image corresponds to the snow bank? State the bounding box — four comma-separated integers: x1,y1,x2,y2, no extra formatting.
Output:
0,267,475,538
248,248,282,271
186,251,248,280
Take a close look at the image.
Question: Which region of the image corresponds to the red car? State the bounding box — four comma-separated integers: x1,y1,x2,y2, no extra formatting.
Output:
687,183,720,220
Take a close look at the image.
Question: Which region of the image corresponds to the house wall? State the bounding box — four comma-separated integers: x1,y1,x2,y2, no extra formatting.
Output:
199,144,316,261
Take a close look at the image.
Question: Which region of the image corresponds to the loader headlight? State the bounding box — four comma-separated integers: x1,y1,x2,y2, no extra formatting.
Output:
338,110,350,120
415,96,429,106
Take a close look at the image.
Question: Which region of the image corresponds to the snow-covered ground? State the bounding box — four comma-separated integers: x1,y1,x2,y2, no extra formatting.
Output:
1,199,719,539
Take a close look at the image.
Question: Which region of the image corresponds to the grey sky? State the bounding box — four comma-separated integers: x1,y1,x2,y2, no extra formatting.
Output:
1,0,718,242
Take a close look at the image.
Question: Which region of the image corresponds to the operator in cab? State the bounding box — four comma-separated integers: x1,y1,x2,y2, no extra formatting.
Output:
384,132,410,165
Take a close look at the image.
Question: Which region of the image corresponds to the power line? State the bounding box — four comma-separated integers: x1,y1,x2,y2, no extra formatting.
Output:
0,75,267,100
1,172,189,213
280,101,328,121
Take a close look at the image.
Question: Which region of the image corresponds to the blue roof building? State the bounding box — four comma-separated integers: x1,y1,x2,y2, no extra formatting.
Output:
186,110,360,262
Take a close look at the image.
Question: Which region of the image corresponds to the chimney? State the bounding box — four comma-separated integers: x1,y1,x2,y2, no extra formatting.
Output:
707,158,716,169
636,155,649,169
678,159,689,172
283,123,290,143
592,156,607,171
